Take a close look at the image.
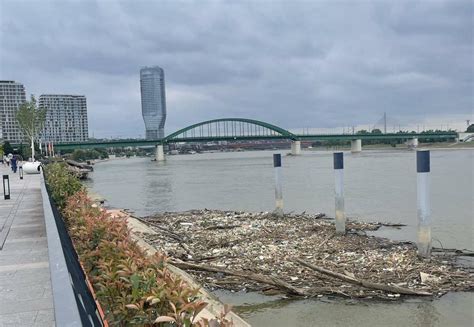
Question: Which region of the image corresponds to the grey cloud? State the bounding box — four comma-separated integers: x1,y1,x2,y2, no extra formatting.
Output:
0,0,472,137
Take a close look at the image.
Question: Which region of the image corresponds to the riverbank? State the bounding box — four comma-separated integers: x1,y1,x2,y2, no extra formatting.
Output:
105,208,251,326
129,209,473,301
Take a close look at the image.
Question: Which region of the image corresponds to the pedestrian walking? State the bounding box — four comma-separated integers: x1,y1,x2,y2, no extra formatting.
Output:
11,156,17,173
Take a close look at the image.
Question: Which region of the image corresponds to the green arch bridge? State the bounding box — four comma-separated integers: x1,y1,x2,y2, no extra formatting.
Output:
49,118,457,154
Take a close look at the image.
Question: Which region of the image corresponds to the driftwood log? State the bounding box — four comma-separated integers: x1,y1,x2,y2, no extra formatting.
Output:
295,258,432,296
170,260,307,296
432,248,474,257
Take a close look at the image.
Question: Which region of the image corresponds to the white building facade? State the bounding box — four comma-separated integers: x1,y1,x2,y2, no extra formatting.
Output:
0,80,26,143
39,94,89,143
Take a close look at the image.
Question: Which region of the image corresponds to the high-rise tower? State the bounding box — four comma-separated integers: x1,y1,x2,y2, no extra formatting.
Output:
0,80,26,143
39,94,89,143
140,66,167,139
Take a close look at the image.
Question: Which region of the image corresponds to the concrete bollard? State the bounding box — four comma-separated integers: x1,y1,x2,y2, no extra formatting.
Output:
333,152,345,234
416,150,431,258
23,162,41,174
273,154,283,216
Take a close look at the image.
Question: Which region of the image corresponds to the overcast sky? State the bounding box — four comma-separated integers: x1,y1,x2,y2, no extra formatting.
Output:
1,0,472,137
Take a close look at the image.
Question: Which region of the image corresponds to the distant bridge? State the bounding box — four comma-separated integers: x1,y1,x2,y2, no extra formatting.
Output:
51,118,457,151
46,117,460,160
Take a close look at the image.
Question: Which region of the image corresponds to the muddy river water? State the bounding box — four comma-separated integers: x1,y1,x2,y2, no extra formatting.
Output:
87,149,473,326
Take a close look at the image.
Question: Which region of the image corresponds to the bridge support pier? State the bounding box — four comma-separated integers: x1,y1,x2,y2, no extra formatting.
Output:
407,138,419,149
351,139,362,153
155,144,165,161
291,141,301,155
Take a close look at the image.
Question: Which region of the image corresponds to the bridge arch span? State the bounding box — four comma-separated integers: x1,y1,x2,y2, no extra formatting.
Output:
163,118,298,143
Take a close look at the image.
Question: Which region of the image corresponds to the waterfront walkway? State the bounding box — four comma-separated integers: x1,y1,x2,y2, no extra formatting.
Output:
0,165,54,326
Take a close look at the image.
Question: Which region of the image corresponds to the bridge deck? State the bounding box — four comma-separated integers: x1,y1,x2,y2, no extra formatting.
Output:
49,132,457,150
0,166,55,326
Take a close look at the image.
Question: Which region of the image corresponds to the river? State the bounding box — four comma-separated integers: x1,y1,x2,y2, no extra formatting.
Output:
86,148,473,326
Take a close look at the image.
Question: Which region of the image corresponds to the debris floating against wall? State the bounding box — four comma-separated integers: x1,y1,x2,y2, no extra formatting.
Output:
135,210,473,301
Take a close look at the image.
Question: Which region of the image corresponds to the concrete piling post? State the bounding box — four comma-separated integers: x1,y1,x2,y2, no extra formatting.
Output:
350,139,362,153
333,152,345,234
291,141,301,155
407,138,419,149
416,150,431,258
155,144,165,162
273,154,283,216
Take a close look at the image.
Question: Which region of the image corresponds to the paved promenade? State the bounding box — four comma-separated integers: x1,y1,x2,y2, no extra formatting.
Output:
0,165,54,326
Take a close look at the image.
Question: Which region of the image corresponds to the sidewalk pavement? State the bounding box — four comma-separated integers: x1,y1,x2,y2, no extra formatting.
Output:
0,165,55,326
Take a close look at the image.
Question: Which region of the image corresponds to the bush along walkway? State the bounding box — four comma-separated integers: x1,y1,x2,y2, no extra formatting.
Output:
44,163,233,326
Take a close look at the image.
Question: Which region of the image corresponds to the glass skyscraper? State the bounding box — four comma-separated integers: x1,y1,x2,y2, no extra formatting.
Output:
140,66,167,139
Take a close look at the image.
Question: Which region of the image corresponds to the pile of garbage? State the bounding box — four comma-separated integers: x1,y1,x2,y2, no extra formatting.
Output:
136,210,473,300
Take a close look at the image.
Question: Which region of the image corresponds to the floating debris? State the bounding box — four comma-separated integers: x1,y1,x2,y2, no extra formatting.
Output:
134,209,473,301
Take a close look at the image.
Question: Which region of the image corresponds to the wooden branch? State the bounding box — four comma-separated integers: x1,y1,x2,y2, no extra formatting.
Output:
170,260,307,296
133,216,184,242
295,258,432,296
317,233,334,248
205,224,242,230
207,236,253,249
131,216,193,255
378,222,407,227
432,248,474,256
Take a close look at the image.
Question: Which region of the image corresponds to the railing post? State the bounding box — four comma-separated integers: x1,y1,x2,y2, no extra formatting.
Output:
416,150,431,258
273,154,283,216
333,152,345,234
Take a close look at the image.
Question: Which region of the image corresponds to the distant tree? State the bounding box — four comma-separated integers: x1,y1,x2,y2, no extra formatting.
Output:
356,129,369,134
16,95,47,161
2,141,14,155
71,149,103,162
371,128,382,134
467,124,474,133
93,148,109,159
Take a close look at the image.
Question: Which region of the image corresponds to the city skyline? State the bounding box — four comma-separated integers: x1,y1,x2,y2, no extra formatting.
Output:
0,77,469,142
0,79,89,144
1,1,472,138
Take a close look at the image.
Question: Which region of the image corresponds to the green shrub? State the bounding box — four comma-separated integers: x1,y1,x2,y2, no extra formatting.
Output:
63,191,216,326
44,162,83,208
